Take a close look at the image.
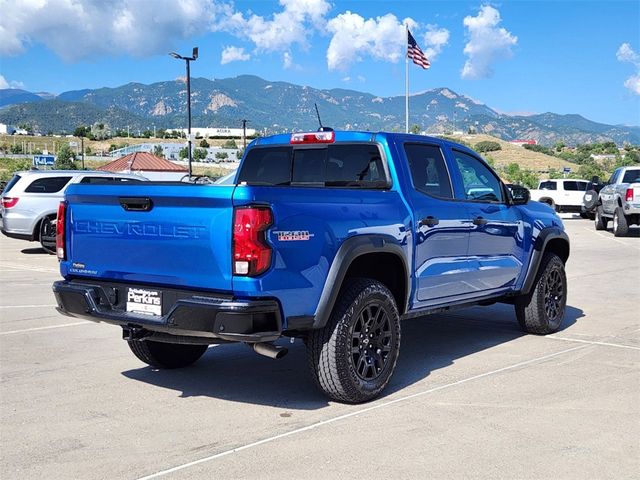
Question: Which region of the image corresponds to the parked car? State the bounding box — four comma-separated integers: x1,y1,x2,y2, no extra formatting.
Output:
529,178,589,213
1,170,147,252
594,166,640,236
53,131,569,403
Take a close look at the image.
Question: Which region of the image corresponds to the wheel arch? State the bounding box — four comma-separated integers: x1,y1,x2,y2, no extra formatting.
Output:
31,211,57,241
521,227,570,295
312,235,410,329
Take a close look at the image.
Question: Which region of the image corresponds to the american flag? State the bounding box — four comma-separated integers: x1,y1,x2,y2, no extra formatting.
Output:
407,29,430,69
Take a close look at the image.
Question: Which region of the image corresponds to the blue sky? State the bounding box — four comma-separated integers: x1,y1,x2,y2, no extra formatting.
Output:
0,0,639,125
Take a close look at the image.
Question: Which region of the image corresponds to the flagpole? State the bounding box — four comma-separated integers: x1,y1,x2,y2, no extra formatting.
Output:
405,24,409,133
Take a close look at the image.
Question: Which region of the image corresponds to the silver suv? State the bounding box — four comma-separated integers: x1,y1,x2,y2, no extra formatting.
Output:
1,170,146,251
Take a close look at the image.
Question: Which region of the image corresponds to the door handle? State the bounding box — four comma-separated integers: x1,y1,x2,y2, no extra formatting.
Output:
119,197,153,212
420,216,439,227
472,216,488,226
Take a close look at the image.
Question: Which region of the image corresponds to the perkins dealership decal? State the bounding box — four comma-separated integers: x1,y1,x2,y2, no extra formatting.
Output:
273,230,314,241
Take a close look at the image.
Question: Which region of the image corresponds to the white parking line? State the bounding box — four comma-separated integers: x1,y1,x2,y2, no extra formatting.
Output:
0,304,57,309
582,227,640,250
0,262,59,273
546,335,640,351
0,321,91,335
136,344,588,480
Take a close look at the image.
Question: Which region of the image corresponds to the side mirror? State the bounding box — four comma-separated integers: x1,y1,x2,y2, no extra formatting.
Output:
508,184,530,205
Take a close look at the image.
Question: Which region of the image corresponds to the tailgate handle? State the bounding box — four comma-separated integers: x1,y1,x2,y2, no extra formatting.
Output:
119,197,153,212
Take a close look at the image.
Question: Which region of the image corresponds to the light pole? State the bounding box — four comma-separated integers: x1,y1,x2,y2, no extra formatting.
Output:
241,119,249,150
170,47,199,178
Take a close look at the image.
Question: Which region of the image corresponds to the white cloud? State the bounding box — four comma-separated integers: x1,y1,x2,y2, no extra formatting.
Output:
0,0,215,61
283,52,293,69
326,12,416,71
220,46,250,65
212,0,331,61
0,74,25,89
423,25,449,61
461,5,517,79
616,43,640,95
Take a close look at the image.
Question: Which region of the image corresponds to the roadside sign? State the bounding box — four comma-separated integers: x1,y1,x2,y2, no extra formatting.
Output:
33,155,56,166
563,167,571,174
68,141,78,147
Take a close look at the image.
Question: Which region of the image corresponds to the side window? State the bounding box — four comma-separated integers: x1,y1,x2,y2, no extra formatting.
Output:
576,181,588,191
608,169,620,185
24,176,72,193
452,150,504,203
563,181,579,191
622,169,640,183
80,176,142,184
326,144,387,187
539,181,557,190
404,143,453,199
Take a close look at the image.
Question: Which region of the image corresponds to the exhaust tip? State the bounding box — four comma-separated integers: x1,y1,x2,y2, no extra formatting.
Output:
252,342,288,359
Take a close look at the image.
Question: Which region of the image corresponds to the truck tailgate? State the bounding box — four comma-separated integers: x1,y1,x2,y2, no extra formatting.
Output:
62,183,235,292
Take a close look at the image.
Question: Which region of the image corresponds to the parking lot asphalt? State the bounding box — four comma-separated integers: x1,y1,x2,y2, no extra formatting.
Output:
1,218,639,480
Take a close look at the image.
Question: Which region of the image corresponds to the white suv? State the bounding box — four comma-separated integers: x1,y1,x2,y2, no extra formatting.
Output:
1,170,146,252
529,178,589,213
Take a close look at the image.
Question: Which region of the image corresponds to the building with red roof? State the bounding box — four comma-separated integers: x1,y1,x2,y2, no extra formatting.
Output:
97,152,187,180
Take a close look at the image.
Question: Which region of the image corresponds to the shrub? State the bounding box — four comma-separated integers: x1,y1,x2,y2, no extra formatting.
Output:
475,141,502,153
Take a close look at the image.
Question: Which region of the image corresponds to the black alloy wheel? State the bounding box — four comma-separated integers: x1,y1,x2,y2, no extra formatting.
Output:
351,303,393,381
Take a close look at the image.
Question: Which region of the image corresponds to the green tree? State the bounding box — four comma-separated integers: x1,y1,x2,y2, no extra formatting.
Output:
215,151,229,161
223,139,238,149
624,150,640,164
199,138,210,148
193,148,207,160
153,145,164,158
55,144,77,170
74,125,90,137
178,147,189,159
410,124,421,134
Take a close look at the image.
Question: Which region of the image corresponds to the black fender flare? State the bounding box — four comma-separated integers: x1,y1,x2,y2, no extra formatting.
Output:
312,235,410,329
521,226,570,295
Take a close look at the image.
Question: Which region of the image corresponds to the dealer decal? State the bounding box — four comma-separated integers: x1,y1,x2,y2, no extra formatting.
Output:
273,230,314,241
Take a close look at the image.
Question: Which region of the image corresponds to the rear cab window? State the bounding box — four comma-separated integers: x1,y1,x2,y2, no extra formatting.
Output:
622,169,640,183
404,143,453,199
24,176,72,193
237,143,390,189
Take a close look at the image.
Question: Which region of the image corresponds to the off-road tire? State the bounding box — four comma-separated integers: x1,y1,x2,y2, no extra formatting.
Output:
594,206,608,230
582,190,598,211
515,253,567,335
306,278,401,404
127,340,208,369
39,215,56,254
613,207,629,237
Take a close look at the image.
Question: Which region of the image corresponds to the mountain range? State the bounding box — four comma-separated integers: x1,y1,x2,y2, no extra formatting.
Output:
1,75,638,146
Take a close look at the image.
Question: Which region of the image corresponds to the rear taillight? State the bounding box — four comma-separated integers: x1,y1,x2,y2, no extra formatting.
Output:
233,206,273,276
56,201,66,260
626,188,633,202
1,197,19,208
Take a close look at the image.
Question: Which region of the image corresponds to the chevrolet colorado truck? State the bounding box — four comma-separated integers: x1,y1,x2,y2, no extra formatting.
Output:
594,166,640,236
52,131,570,403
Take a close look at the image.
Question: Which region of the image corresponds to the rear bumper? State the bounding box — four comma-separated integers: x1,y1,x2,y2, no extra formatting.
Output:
1,228,34,241
52,280,282,343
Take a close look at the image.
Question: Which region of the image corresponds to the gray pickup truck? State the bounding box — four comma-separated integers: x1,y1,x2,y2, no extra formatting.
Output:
595,166,640,236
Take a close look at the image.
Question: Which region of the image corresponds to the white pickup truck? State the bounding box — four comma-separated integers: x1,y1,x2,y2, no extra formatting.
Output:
529,178,589,213
595,166,640,236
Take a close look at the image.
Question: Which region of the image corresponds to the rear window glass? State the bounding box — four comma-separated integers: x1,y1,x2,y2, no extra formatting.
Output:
563,181,582,191
238,144,388,188
622,169,640,183
24,176,72,193
79,176,143,184
539,181,557,190
2,174,21,195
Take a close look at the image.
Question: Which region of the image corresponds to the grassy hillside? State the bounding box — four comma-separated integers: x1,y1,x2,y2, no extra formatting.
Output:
446,133,579,172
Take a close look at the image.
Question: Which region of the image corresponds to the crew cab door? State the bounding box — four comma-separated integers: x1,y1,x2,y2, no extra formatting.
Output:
447,148,525,294
402,143,473,305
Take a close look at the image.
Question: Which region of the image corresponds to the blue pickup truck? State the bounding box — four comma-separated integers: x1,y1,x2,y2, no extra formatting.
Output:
53,131,569,403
